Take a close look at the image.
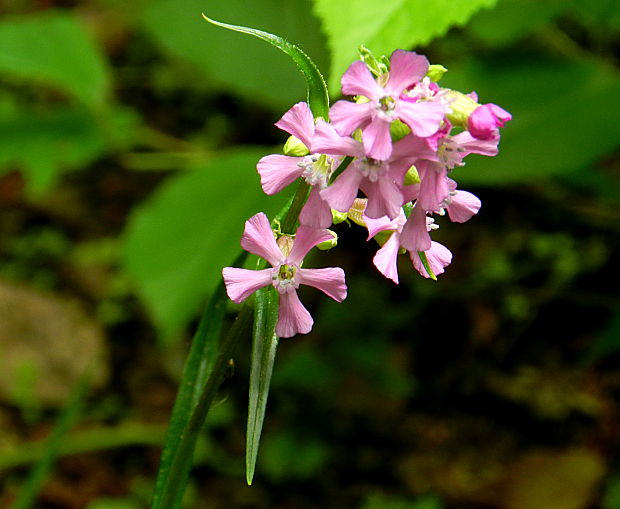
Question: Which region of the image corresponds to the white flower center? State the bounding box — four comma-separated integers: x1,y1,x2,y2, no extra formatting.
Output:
358,158,388,182
376,95,397,121
297,153,336,188
438,138,465,169
272,263,300,294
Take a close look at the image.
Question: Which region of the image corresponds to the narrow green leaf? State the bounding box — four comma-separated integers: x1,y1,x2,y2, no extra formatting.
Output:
417,251,437,280
0,11,109,108
201,14,329,119
312,0,498,94
13,372,90,509
246,287,279,485
154,303,253,509
150,252,246,509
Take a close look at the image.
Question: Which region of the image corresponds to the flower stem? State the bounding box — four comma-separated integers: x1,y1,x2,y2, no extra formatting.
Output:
280,180,310,234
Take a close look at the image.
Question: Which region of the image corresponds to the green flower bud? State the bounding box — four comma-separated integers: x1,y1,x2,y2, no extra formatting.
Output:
283,135,309,157
404,165,421,185
317,230,338,251
444,90,480,129
426,64,447,82
358,45,388,77
331,210,349,225
390,119,411,142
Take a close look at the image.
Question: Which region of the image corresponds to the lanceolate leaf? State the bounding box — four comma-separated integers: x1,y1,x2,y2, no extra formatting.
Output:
201,14,329,119
246,287,279,485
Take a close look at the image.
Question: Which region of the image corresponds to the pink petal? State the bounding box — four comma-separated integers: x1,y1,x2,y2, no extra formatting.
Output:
372,232,401,284
275,102,315,150
312,120,364,157
364,214,400,239
257,154,304,195
298,267,347,302
329,100,371,136
417,161,449,212
276,290,313,338
391,133,438,162
320,167,363,213
467,103,512,140
299,187,333,229
287,225,333,265
240,212,283,266
451,131,499,158
411,241,452,278
361,177,402,220
341,60,384,99
400,206,431,252
447,190,481,223
362,116,393,160
397,100,444,138
386,50,429,95
222,267,272,303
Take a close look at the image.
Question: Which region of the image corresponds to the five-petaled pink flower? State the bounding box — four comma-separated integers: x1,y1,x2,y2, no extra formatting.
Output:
222,213,347,338
329,50,445,160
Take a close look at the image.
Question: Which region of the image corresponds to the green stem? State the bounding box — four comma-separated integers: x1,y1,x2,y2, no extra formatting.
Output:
329,156,353,184
280,180,310,234
158,303,253,509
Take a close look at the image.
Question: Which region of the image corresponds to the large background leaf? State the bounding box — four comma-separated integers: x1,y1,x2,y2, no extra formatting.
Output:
141,0,329,109
122,149,292,338
0,11,109,108
313,0,498,93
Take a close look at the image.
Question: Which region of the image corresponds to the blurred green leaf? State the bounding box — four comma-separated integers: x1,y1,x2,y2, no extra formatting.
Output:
259,431,329,481
362,494,443,509
142,0,329,108
246,287,279,485
468,0,573,46
0,107,135,193
122,149,292,338
312,0,498,94
442,55,620,184
0,11,109,108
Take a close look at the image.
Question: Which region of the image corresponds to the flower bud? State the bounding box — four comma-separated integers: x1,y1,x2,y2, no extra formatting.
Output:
283,135,309,157
331,209,349,225
390,119,411,142
468,103,512,140
426,64,447,82
444,90,480,129
404,165,421,185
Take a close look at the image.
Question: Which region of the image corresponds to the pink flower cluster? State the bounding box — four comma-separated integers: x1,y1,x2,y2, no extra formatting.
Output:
223,49,511,337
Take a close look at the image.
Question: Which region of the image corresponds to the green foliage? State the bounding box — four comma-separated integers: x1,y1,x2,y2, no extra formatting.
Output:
122,149,292,338
313,0,498,93
0,107,134,193
442,56,620,184
259,431,330,481
247,287,279,485
0,11,109,108
142,0,329,108
362,494,443,509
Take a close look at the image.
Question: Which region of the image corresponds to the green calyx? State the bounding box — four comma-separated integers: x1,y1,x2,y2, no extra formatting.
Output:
283,135,310,156
426,64,447,82
390,119,410,142
317,230,338,251
444,90,480,129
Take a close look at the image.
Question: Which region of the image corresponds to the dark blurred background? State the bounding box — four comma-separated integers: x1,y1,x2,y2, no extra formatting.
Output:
0,0,619,508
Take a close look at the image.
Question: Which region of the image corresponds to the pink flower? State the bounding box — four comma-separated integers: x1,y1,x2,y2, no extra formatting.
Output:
222,213,347,338
313,120,433,220
256,102,338,228
468,103,512,140
329,50,445,160
365,208,452,282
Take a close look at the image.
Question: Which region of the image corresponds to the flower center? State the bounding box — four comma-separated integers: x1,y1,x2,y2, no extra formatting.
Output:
376,95,397,121
297,153,335,188
272,263,299,293
437,138,465,169
358,158,388,182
